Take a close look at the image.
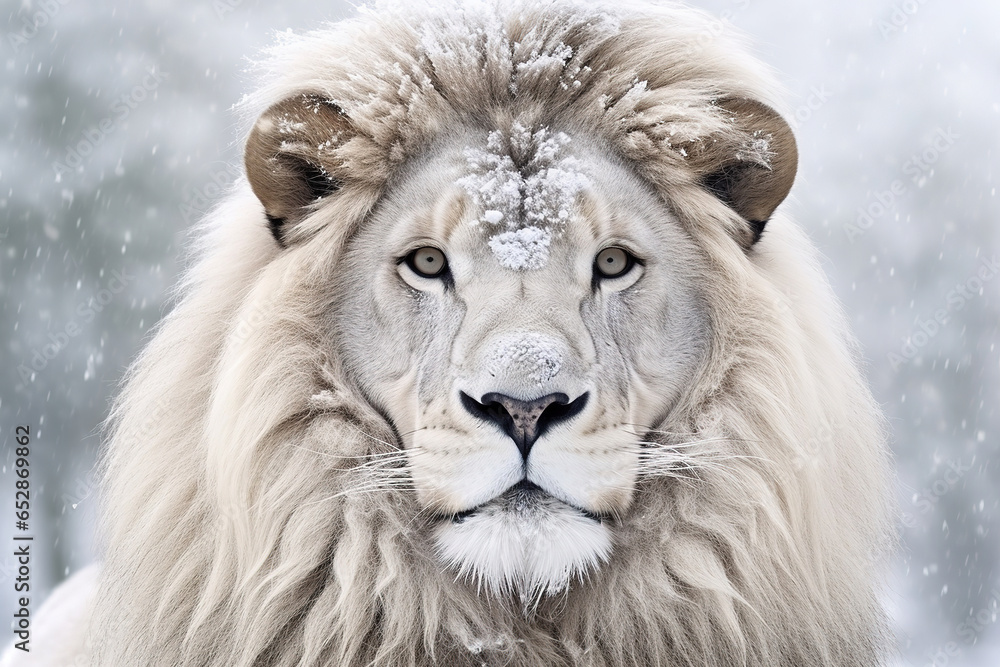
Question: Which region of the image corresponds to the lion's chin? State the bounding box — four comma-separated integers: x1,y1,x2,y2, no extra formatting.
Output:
432,484,612,602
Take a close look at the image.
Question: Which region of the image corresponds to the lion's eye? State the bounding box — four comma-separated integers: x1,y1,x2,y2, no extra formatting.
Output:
405,246,448,278
594,247,635,279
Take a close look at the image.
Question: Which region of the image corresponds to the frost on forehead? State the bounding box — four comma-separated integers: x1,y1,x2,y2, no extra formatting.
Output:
456,122,590,271
488,227,551,272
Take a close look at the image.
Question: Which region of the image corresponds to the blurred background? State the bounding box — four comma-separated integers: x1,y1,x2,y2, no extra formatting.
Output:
0,0,997,663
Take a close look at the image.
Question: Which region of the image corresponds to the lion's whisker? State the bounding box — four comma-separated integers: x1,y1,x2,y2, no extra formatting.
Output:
621,424,764,443
289,443,413,461
340,423,413,451
324,481,417,501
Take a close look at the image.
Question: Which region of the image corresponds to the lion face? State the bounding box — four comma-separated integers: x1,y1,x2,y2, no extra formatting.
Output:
238,3,799,607
93,4,895,664
331,124,710,596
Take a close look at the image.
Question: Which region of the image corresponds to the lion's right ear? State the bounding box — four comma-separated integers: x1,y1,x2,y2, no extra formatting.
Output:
244,94,350,246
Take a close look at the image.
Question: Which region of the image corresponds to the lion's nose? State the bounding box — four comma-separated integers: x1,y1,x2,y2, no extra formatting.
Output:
460,391,589,460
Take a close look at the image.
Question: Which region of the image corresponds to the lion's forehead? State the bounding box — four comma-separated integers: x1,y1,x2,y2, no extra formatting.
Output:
455,123,592,271
382,127,664,278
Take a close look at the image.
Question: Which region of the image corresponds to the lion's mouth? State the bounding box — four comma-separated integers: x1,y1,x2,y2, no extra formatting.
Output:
448,479,605,524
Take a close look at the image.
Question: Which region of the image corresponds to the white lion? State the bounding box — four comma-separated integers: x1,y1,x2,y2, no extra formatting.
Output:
6,1,894,665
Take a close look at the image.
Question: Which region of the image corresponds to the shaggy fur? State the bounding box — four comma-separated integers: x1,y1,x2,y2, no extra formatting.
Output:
83,1,893,665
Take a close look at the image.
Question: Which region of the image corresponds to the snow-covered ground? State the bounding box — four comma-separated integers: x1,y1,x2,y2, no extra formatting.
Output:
1,1,997,664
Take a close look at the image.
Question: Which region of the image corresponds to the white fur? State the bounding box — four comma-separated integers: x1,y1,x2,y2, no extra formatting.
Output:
434,495,612,602
67,2,895,665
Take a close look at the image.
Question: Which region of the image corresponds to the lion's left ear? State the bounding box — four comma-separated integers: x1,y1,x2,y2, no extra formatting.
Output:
244,93,351,246
699,98,798,246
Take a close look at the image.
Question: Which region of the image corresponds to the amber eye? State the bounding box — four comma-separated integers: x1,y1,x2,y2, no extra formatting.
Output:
594,247,635,278
405,246,448,278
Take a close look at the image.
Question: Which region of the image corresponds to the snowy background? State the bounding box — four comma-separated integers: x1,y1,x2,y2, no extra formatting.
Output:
1,0,997,663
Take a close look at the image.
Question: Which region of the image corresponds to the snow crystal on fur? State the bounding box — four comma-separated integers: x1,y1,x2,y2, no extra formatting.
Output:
486,332,564,385
457,124,590,270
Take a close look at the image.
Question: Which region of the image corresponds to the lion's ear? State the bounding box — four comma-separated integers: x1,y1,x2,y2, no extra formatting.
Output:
244,93,349,246
699,98,798,246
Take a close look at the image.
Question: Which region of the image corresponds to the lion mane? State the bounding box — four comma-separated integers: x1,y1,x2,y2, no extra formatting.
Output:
86,1,893,665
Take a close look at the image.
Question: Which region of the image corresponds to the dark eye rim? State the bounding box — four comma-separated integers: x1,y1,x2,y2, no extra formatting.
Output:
593,246,641,280
400,246,450,279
